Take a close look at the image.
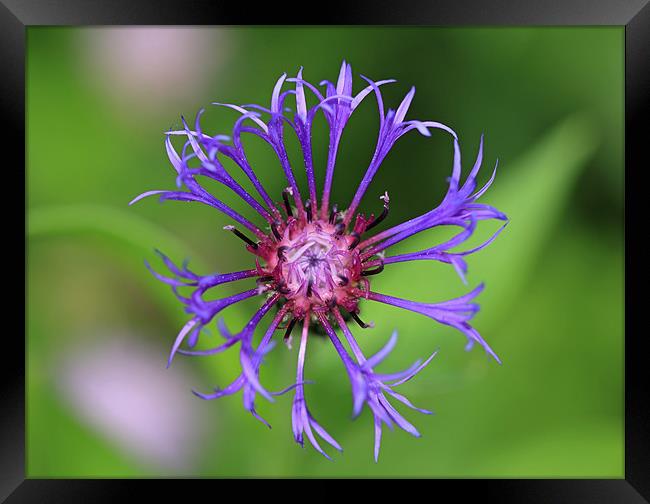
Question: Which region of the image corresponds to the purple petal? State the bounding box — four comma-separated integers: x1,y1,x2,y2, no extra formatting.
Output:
394,86,415,124
212,103,269,133
294,67,308,122
167,318,198,368
128,190,167,206
310,417,343,452
271,73,287,113
383,388,433,415
351,79,396,111
389,350,438,386
364,331,399,369
373,416,383,462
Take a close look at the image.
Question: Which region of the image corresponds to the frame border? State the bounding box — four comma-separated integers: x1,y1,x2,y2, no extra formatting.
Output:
7,0,646,500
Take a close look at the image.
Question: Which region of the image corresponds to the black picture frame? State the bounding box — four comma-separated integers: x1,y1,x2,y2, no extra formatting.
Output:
6,0,646,500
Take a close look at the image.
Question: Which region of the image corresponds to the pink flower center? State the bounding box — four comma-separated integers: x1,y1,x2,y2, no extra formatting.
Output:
272,219,364,315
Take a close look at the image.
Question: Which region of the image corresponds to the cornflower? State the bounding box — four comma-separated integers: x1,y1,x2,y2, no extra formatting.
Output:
131,61,507,461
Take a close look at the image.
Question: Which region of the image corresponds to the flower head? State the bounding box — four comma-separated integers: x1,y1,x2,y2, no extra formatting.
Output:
131,61,507,461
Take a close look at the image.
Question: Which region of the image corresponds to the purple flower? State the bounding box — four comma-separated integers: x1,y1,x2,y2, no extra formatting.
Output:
131,61,508,460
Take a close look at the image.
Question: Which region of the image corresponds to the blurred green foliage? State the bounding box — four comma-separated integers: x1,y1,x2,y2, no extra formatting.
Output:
27,27,623,477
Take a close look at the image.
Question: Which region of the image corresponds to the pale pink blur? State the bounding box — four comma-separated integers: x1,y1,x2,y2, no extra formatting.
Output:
55,334,213,472
79,27,231,115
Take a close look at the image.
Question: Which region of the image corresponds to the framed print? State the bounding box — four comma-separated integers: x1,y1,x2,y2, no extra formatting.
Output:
5,0,647,500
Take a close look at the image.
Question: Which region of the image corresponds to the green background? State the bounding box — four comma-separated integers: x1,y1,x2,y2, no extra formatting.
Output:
27,27,624,477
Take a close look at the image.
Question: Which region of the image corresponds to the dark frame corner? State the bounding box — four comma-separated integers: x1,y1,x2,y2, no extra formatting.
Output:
6,0,647,501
